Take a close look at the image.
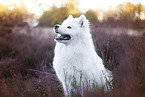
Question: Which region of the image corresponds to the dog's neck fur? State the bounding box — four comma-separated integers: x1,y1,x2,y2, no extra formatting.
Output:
55,31,95,54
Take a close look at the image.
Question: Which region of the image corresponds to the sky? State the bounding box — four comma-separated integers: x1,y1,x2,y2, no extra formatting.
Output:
79,0,145,12
0,0,145,16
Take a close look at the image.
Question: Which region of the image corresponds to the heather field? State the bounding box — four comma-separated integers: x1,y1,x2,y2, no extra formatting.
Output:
0,26,145,97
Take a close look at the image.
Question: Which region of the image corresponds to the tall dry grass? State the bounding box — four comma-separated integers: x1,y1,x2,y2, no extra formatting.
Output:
0,26,145,97
91,27,145,97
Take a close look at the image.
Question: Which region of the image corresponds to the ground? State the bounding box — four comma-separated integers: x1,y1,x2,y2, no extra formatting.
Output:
0,26,145,97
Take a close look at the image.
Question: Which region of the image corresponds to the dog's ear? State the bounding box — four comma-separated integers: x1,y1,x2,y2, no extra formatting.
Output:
79,15,87,27
67,15,73,19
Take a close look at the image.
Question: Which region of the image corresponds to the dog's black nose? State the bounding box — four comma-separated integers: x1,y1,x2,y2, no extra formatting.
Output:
55,24,59,29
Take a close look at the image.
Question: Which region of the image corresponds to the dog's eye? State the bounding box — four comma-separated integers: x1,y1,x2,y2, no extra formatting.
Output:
67,26,72,29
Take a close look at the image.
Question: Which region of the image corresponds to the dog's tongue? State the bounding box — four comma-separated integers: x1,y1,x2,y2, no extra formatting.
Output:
59,36,65,39
56,35,69,40
56,36,63,40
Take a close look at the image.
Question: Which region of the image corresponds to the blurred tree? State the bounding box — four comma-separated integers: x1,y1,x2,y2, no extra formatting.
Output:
62,0,81,17
39,0,81,26
39,6,68,26
85,9,98,24
116,2,136,28
62,0,79,10
115,2,145,28
135,3,144,20
0,0,28,27
133,4,145,29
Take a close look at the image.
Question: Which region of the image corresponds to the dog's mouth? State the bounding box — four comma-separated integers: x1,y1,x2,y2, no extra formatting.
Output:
55,34,71,41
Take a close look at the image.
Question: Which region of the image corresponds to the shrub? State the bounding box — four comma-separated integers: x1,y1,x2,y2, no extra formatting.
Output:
0,26,145,97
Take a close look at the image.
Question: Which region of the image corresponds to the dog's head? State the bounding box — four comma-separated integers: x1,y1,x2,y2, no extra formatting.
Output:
54,15,90,44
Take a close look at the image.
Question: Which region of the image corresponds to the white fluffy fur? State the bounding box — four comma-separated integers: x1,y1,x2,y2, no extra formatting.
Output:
53,15,112,96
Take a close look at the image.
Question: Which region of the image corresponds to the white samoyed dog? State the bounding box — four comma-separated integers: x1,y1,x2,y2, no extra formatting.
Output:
53,15,112,96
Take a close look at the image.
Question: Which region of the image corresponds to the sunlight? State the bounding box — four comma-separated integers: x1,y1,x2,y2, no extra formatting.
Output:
0,0,144,16
0,0,20,6
79,0,144,12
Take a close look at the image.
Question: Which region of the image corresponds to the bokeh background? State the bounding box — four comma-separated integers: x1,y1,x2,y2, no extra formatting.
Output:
0,0,145,97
